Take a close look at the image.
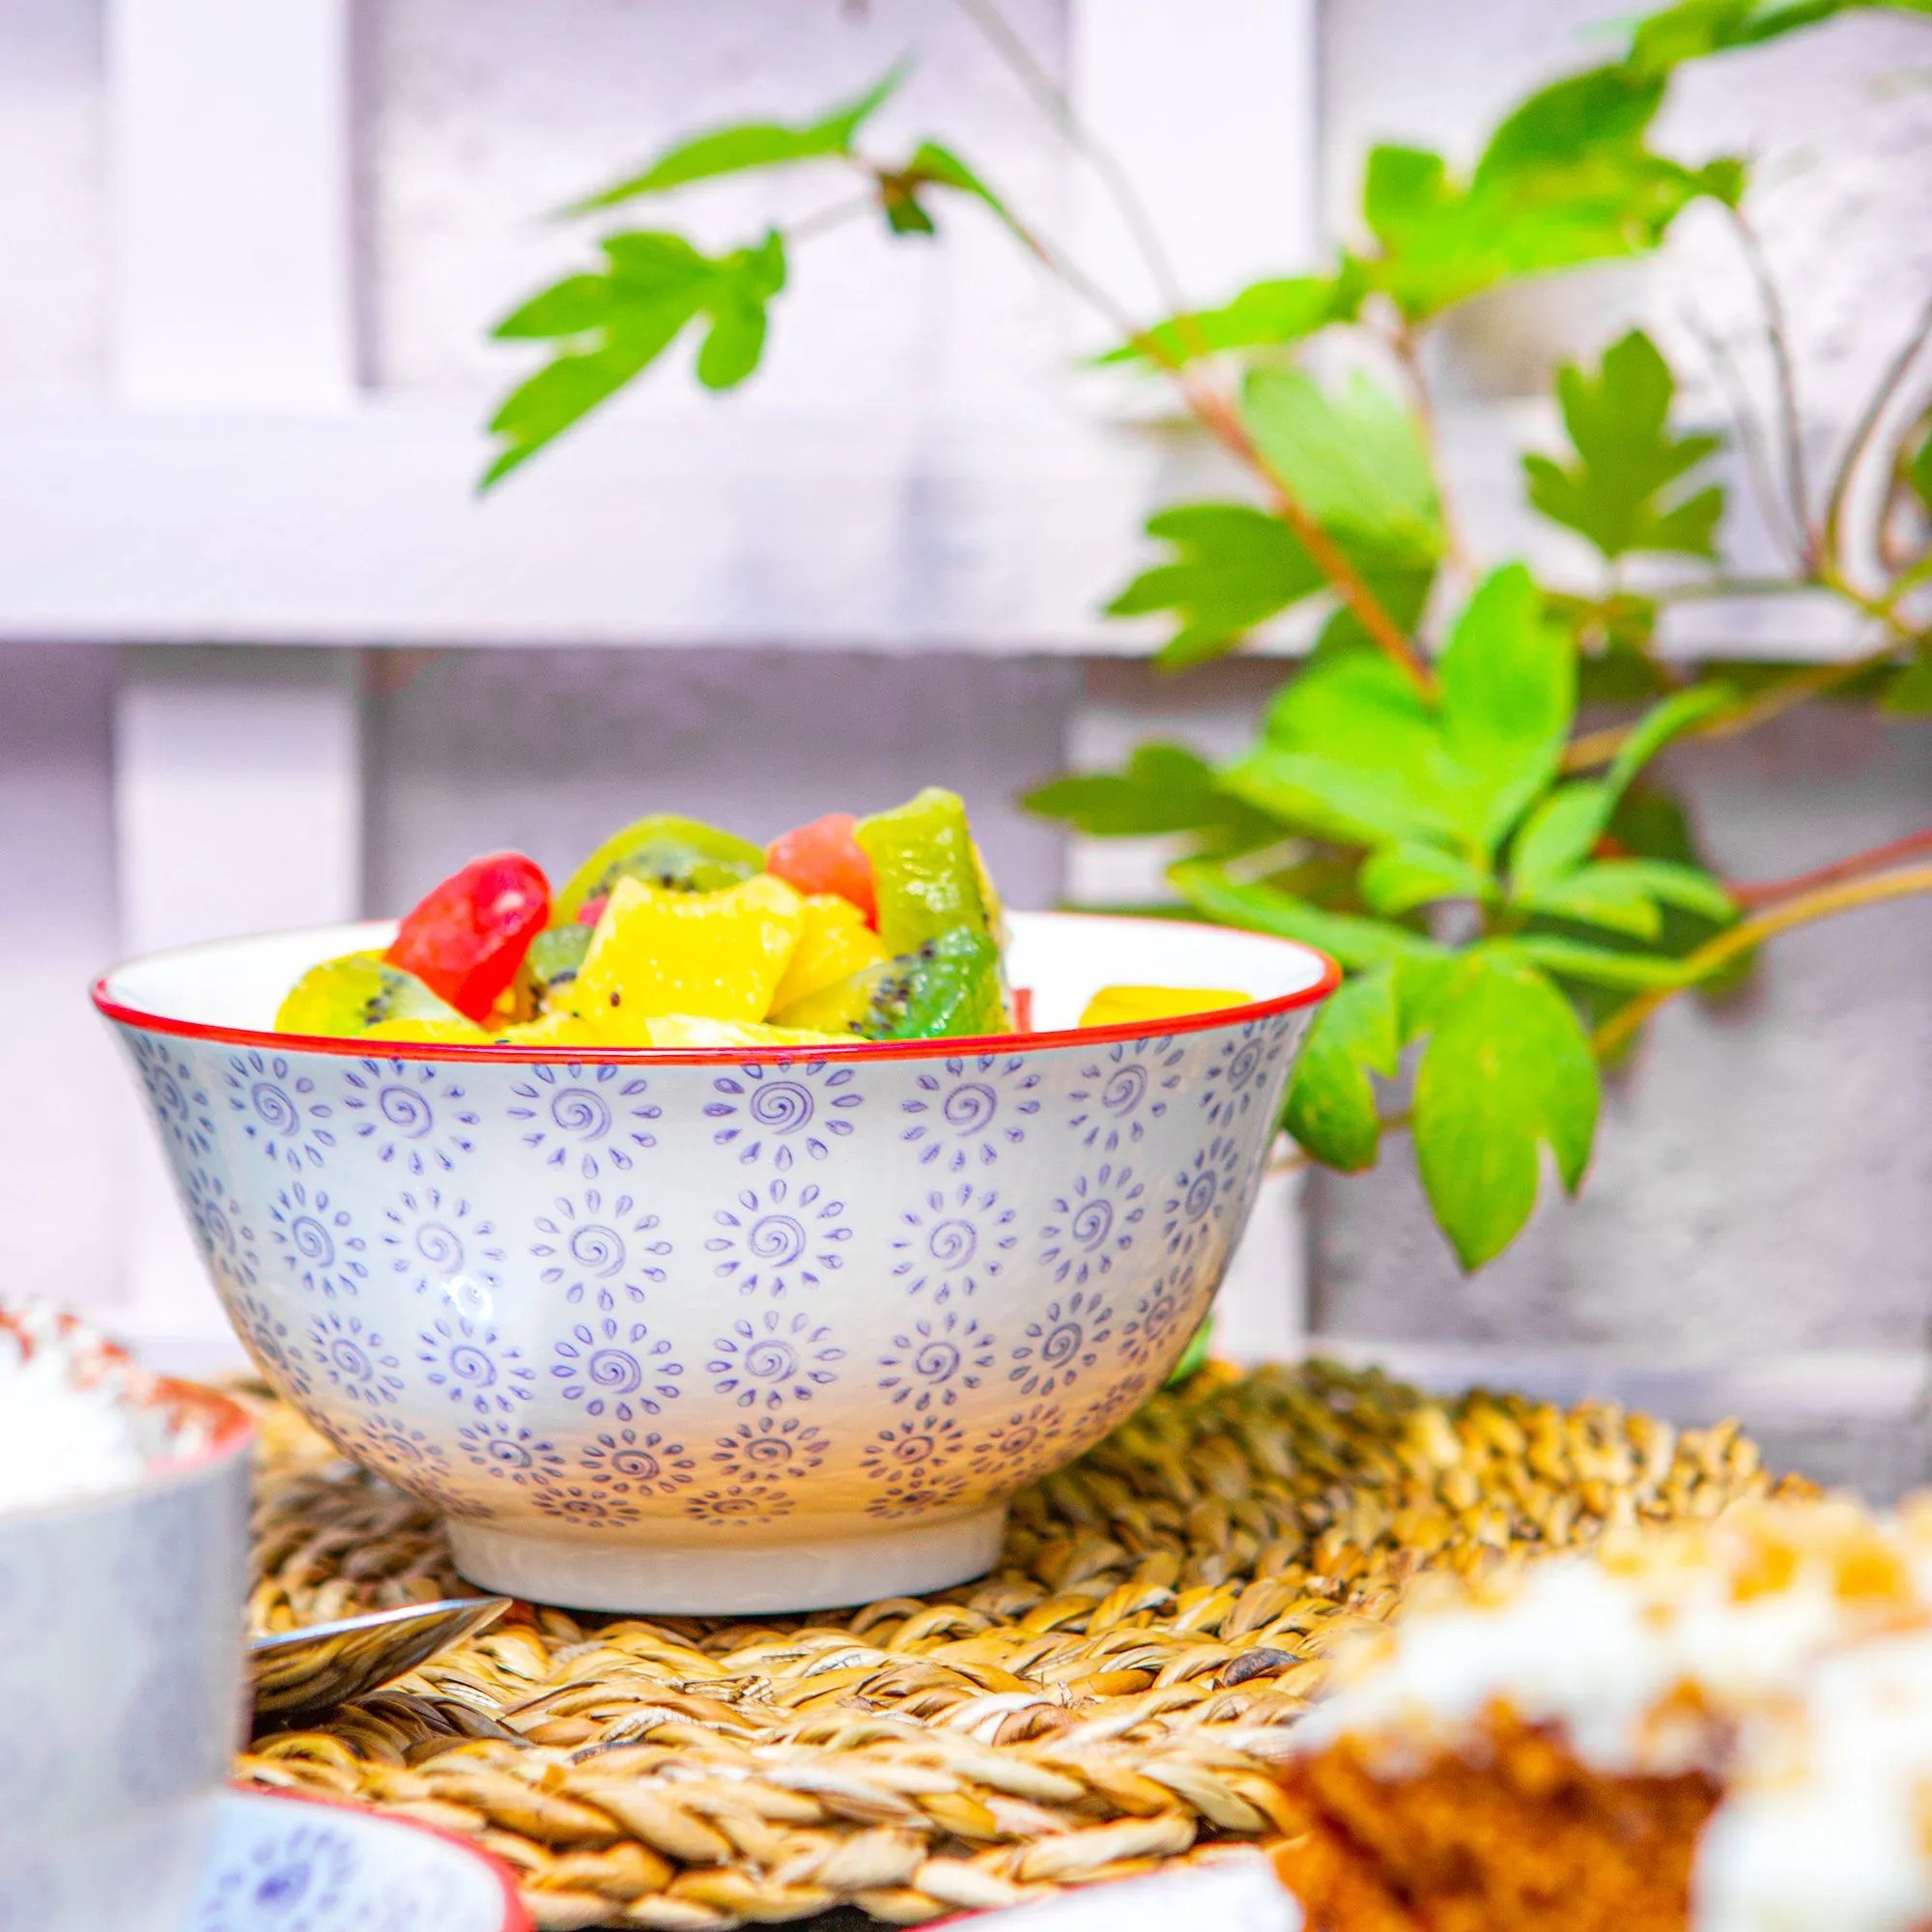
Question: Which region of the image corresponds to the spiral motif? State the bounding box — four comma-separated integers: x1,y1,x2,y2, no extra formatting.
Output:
743,1341,797,1381
1228,1041,1264,1091
568,1224,626,1277
941,1083,997,1132
1040,1322,1083,1368
378,1433,426,1467
291,1216,334,1265
154,1072,185,1117
413,1223,464,1271
742,1436,794,1467
486,1438,531,1469
250,1082,298,1134
912,1341,961,1382
747,1215,807,1265
447,1346,496,1387
203,1202,233,1249
328,1340,372,1379
926,1219,977,1266
1185,1173,1218,1221
586,1349,642,1394
611,1447,661,1481
1070,1200,1114,1252
550,1089,611,1140
1101,1065,1147,1116
378,1086,434,1139
889,1433,935,1466
748,1081,814,1133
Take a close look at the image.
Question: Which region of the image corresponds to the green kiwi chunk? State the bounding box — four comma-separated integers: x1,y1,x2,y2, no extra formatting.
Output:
855,927,1007,1041
554,814,764,920
275,952,457,1037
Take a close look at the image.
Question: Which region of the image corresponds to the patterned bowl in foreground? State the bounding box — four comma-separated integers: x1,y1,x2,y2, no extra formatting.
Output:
98,911,1336,1613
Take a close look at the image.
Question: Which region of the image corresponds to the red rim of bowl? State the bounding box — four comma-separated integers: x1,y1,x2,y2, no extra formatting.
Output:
227,1783,533,1932
91,910,1343,1065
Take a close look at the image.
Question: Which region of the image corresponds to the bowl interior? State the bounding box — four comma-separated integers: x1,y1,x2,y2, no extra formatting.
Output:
100,910,1334,1044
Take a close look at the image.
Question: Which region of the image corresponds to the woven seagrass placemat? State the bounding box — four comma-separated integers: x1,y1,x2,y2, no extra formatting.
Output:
231,1361,1794,1931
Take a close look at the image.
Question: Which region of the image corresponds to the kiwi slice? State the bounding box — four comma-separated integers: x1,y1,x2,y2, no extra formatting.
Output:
554,814,764,921
855,927,1008,1041
525,923,593,1002
275,952,459,1037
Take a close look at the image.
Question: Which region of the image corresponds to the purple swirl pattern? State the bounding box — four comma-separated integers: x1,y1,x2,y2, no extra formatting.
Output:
684,1482,793,1527
531,1189,671,1314
889,1182,1014,1304
269,1181,368,1299
225,1049,334,1172
459,1419,565,1488
706,1058,863,1169
1009,1290,1115,1400
197,1819,357,1930
1160,1134,1243,1263
1199,1017,1293,1130
354,1414,455,1488
129,1035,216,1159
875,1310,997,1411
184,1165,259,1291
1065,1038,1184,1153
509,1063,661,1179
1119,1264,1205,1371
531,1483,641,1527
704,1178,849,1297
1072,1368,1159,1444
382,1186,504,1311
899,1056,1041,1171
339,1059,479,1176
416,1313,533,1415
967,1401,1070,1486
305,1309,404,1407
229,1289,311,1397
1037,1161,1145,1288
578,1428,696,1497
710,1415,829,1485
709,1309,842,1409
550,1316,682,1423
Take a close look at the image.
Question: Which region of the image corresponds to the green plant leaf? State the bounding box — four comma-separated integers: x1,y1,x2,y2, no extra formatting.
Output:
1097,266,1369,368
1022,743,1277,845
1624,0,1930,75
1360,841,1495,915
1520,863,1668,938
1411,947,1601,1268
1523,330,1725,558
1105,504,1327,668
1884,652,1932,714
564,69,903,212
1241,366,1444,559
1514,933,1694,988
1169,858,1444,972
1437,564,1577,848
1284,967,1401,1170
483,231,786,483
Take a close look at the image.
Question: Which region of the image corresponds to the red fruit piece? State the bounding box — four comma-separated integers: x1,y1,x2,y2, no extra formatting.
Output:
385,851,551,1023
765,812,877,925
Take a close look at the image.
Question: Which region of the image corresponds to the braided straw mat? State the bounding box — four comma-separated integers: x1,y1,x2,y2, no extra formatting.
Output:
233,1361,1796,1930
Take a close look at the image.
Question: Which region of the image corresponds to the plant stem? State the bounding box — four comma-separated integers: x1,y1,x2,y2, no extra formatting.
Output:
1681,300,1808,568
1728,207,1815,566
1591,862,1932,1058
1728,828,1932,908
1820,288,1932,566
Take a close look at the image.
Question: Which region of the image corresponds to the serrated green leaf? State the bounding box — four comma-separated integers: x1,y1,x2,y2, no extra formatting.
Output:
1437,564,1577,848
1412,949,1601,1268
564,68,903,212
1169,859,1444,972
1514,933,1694,988
1523,330,1725,558
1284,967,1400,1170
1022,743,1277,844
1241,366,1443,558
1097,266,1369,368
1359,842,1495,915
1105,504,1327,668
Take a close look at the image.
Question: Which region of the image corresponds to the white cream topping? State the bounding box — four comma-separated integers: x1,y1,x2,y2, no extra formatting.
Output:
1696,1633,1932,1932
0,1300,186,1512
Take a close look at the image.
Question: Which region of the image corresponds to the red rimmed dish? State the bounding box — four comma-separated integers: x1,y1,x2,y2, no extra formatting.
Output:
98,910,1336,1614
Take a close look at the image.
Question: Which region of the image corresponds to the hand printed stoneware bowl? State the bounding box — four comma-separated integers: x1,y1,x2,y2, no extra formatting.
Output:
98,912,1337,1613
0,1380,252,1932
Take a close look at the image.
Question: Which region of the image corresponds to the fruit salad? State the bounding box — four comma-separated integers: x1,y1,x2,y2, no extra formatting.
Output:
275,788,1248,1048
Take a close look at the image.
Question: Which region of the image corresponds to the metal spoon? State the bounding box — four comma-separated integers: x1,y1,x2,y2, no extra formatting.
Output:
250,1595,511,1727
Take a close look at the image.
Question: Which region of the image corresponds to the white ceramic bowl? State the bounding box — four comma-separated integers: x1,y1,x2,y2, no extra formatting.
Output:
0,1377,252,1932
98,912,1336,1613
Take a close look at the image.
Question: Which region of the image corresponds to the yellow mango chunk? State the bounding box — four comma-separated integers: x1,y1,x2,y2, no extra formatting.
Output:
767,893,887,1017
493,1009,607,1048
640,1015,847,1049
569,872,804,1025
1077,984,1252,1030
359,1015,497,1045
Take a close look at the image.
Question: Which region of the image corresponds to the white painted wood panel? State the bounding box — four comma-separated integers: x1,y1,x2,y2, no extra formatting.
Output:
106,0,355,409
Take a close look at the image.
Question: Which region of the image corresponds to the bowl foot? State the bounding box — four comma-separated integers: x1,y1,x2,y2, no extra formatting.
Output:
444,1507,1009,1614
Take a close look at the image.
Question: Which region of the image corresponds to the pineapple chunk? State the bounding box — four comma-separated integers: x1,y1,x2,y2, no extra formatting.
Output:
493,1009,607,1048
1077,984,1251,1029
569,872,804,1025
768,893,887,1017
640,1015,846,1048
